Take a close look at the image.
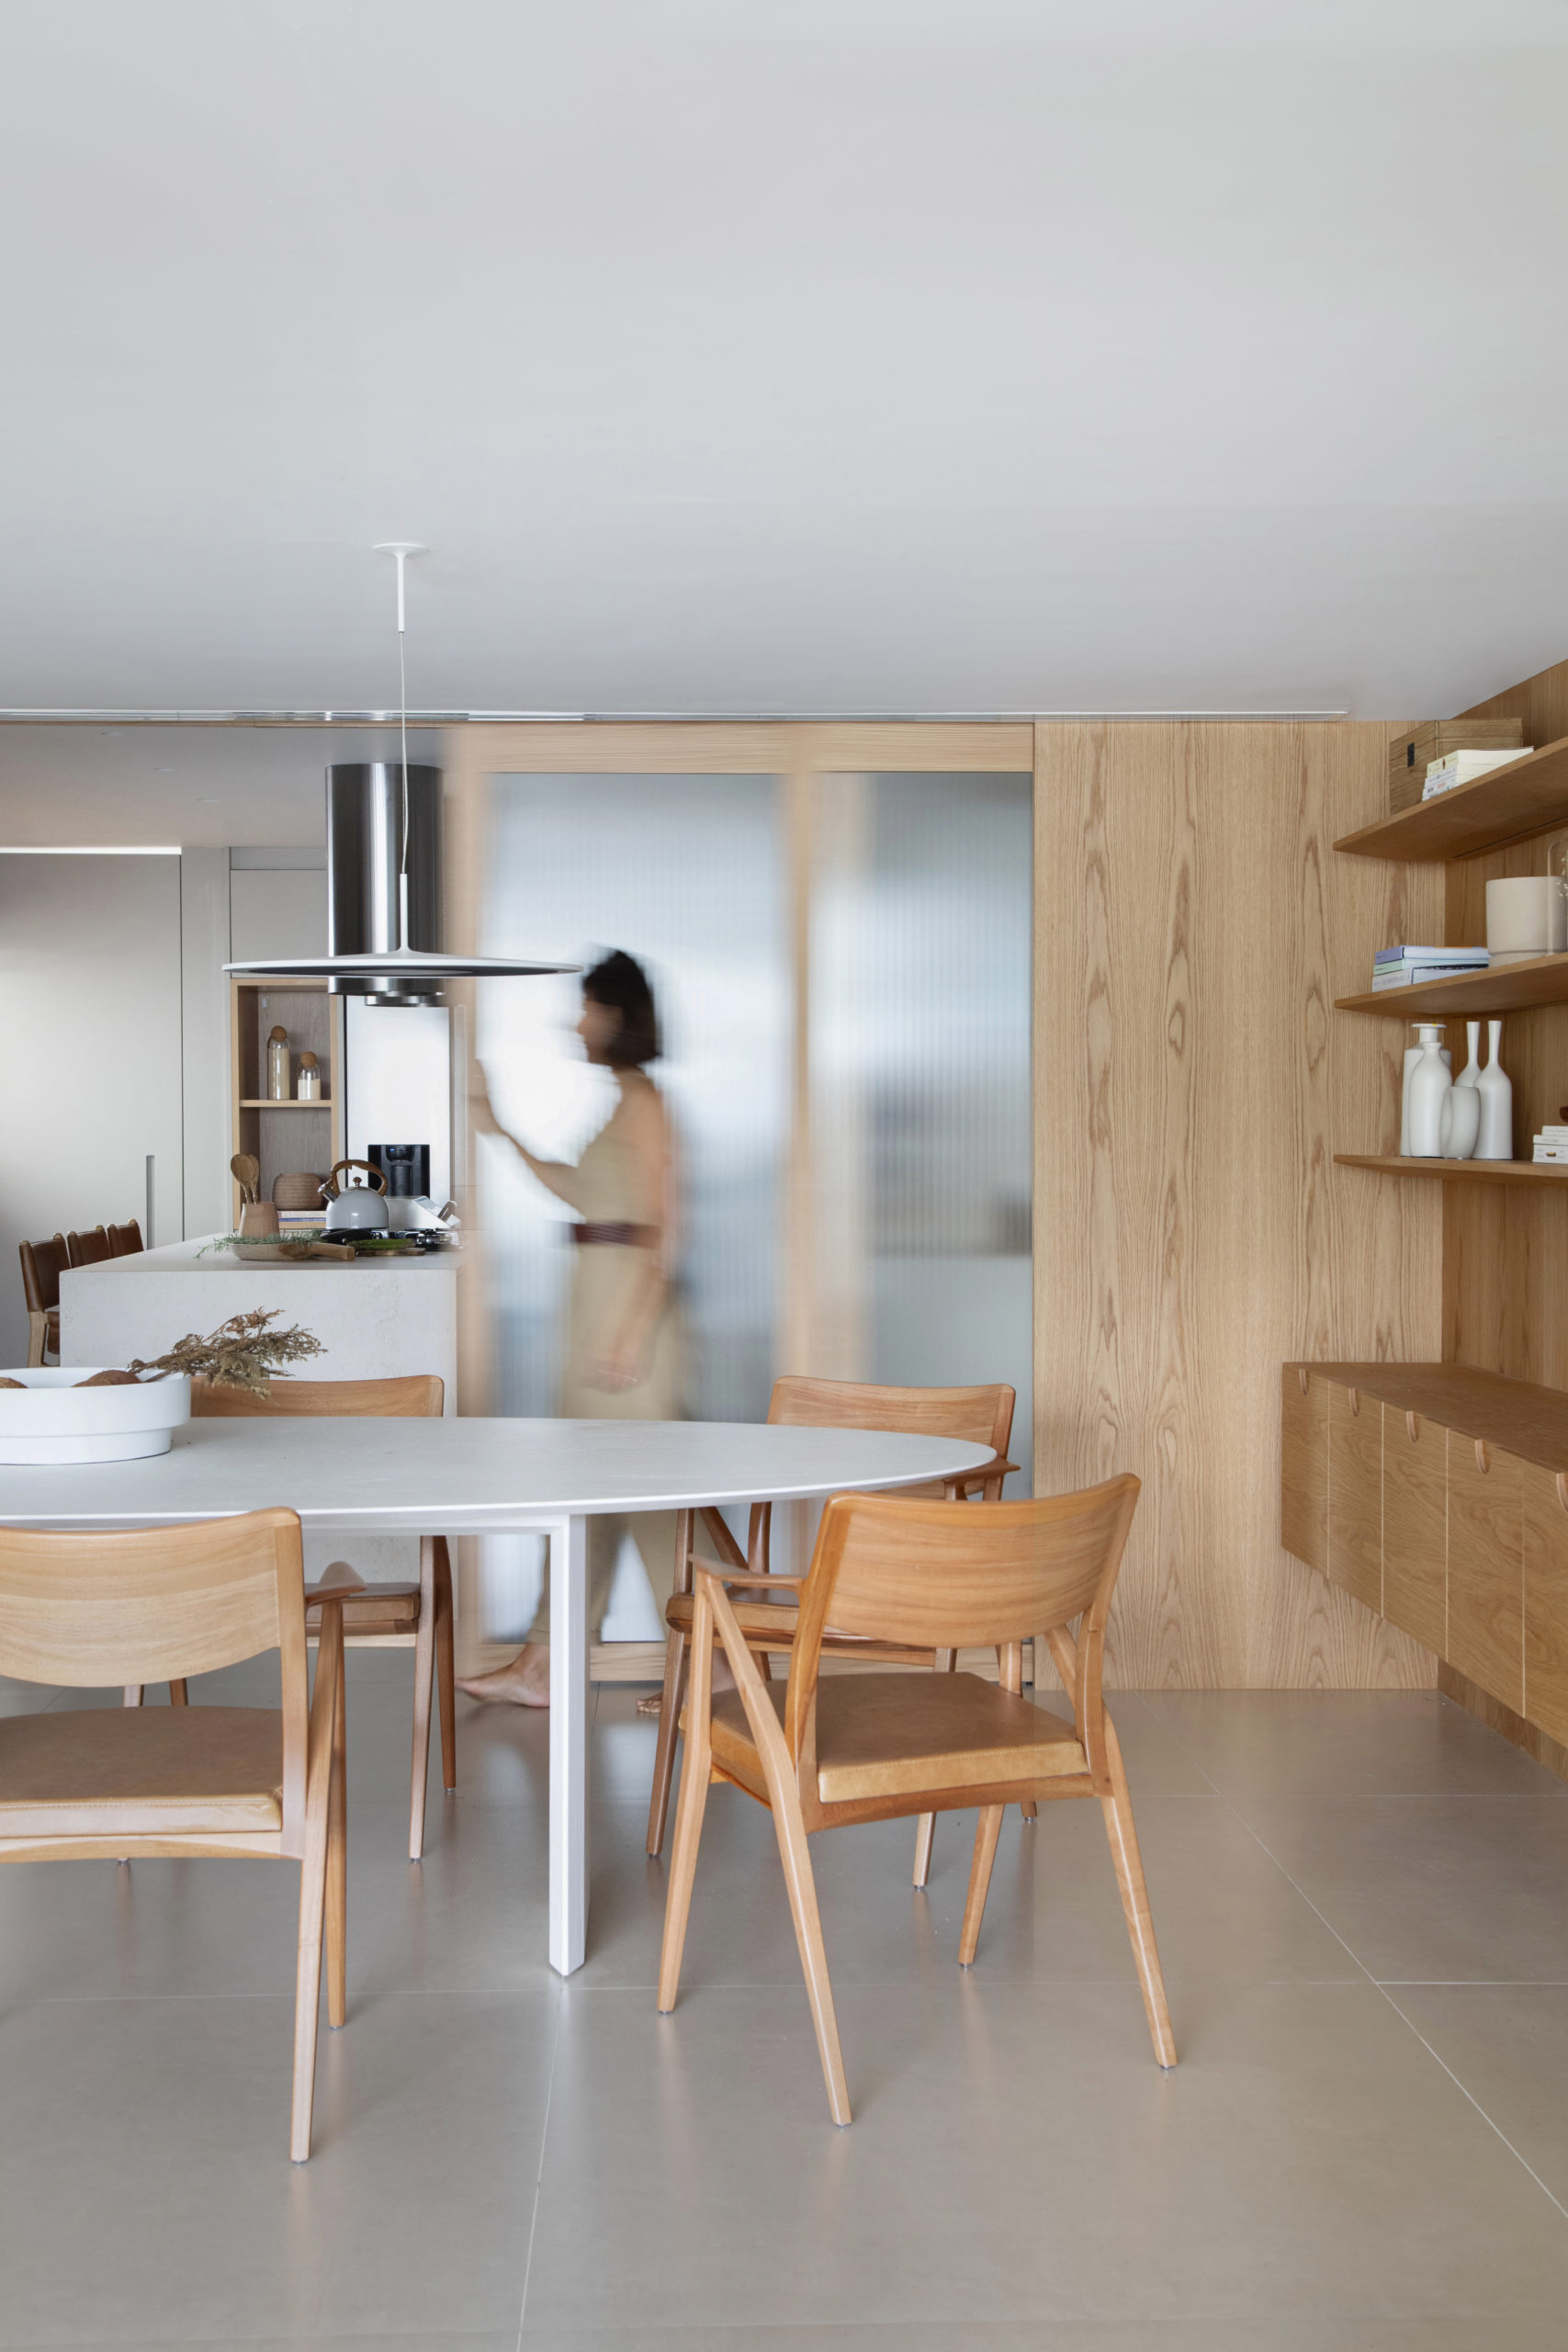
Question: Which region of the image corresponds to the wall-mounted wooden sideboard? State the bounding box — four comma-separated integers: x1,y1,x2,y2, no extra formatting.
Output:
1281,1362,1568,1758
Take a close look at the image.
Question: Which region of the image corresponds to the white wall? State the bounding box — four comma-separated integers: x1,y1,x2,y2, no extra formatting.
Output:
0,854,185,1363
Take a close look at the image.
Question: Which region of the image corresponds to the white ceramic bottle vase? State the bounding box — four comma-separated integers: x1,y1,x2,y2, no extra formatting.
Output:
1455,1020,1482,1091
1402,1030,1454,1154
1475,1018,1514,1160
1407,1024,1452,1159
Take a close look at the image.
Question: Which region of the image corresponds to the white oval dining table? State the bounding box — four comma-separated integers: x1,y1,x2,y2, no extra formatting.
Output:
0,1414,992,1973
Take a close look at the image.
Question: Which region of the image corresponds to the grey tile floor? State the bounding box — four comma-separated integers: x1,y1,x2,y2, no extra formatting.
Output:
4,1664,1568,2347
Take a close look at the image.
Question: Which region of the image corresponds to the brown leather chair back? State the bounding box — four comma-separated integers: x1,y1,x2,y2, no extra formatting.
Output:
107,1220,143,1257
18,1236,66,1315
66,1227,113,1269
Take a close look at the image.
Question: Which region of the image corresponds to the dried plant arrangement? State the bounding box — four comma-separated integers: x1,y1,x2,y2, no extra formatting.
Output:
125,1308,325,1395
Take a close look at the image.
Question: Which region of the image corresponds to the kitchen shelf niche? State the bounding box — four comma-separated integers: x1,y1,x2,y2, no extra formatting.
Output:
230,978,344,1224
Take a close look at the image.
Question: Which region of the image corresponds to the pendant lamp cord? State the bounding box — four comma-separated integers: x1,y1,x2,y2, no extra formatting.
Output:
397,553,410,950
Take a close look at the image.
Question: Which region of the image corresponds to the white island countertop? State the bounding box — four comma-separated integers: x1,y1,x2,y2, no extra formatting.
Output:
59,1237,458,1411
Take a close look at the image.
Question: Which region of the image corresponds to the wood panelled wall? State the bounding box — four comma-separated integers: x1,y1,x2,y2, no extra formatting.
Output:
1033,721,1445,1688
1442,657,1568,1388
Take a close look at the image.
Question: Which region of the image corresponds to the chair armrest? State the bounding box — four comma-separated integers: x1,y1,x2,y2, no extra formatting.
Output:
709,1570,806,1594
306,1563,367,1607
944,1455,1020,1497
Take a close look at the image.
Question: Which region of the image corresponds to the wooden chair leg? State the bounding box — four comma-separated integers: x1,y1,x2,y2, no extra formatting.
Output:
658,1583,718,2010
291,1778,332,2162
958,1804,1005,1966
645,1623,688,1858
433,1536,457,1792
326,1645,347,2030
770,1782,851,2125
168,1679,188,1706
27,1310,47,1368
122,1685,143,1706
1100,1714,1176,2067
912,1810,936,1888
409,1537,437,1861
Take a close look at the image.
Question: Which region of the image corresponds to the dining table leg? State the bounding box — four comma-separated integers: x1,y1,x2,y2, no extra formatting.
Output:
547,1511,590,1975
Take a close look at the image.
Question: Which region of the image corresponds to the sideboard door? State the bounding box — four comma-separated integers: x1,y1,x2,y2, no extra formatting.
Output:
1327,1384,1382,1615
1383,1408,1446,1657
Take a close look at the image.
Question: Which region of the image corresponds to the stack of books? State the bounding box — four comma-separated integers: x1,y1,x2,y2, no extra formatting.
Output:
1534,1127,1568,1165
276,1208,327,1234
1424,748,1533,800
1371,944,1490,990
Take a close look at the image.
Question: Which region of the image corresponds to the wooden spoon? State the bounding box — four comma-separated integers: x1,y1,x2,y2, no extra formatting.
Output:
230,1152,260,1205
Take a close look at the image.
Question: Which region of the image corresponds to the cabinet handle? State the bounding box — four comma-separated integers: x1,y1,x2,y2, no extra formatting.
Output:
1556,1474,1568,1516
1348,1387,1360,1418
1298,1367,1309,1396
1474,1439,1491,1476
1406,1412,1420,1442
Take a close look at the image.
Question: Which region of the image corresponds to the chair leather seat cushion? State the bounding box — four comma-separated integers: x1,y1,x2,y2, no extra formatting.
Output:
0,1707,284,1835
705,1671,1088,1803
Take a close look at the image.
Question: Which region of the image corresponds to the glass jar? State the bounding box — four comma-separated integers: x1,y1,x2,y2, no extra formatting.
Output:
296,1051,321,1102
266,1025,289,1102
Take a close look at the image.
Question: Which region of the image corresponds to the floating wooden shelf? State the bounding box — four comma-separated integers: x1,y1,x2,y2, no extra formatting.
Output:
1337,953,1568,1018
239,1098,333,1110
1335,736,1568,863
1335,1154,1568,1187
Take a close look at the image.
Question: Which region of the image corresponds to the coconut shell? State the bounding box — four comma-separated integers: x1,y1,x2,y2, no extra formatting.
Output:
0,1376,24,1390
73,1368,140,1387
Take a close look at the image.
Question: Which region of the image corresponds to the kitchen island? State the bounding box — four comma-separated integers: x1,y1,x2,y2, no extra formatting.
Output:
60,1236,458,1404
61,1236,459,1583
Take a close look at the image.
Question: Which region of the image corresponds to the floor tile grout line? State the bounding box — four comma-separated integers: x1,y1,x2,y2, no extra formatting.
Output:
1221,1792,1568,2224
1377,1982,1568,2223
515,1992,564,2346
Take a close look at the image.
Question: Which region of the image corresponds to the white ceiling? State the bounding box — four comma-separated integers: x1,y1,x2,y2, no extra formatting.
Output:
3,0,1567,739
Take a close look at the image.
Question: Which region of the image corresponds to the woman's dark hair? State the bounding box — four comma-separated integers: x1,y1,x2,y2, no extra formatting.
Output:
583,950,660,1069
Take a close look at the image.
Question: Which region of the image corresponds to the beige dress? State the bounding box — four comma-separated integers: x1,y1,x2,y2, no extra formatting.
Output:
526,1077,686,1642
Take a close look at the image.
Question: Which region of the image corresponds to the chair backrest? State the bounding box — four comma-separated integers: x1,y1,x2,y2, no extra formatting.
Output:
107,1219,143,1258
66,1226,113,1268
786,1476,1140,1752
0,1507,310,1833
769,1375,1014,1459
18,1235,66,1316
191,1373,444,1419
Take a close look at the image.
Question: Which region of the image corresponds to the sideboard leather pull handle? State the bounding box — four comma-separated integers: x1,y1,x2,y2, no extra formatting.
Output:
1348,1387,1359,1418
1406,1412,1420,1442
1475,1439,1490,1476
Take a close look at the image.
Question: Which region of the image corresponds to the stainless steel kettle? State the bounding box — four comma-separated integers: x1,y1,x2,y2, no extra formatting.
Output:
320,1159,390,1234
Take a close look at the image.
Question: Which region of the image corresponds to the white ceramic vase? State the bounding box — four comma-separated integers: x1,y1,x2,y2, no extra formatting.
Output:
1407,1024,1452,1159
1439,1085,1481,1159
1402,1031,1454,1154
1475,1018,1513,1159
1455,1020,1482,1090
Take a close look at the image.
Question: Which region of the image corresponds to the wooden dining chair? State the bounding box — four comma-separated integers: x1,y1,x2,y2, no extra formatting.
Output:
646,1376,1017,1864
0,1507,346,2161
17,1234,67,1365
657,1474,1175,2123
189,1374,456,1860
65,1225,114,1268
107,1219,143,1257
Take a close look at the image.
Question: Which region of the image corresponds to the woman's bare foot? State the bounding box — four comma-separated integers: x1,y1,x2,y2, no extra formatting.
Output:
635,1650,738,1715
456,1644,552,1707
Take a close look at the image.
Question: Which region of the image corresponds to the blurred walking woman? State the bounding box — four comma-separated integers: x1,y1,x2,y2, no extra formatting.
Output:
459,952,686,1707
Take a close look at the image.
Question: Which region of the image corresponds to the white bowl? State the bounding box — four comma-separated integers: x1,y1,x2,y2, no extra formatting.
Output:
0,1369,191,1464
